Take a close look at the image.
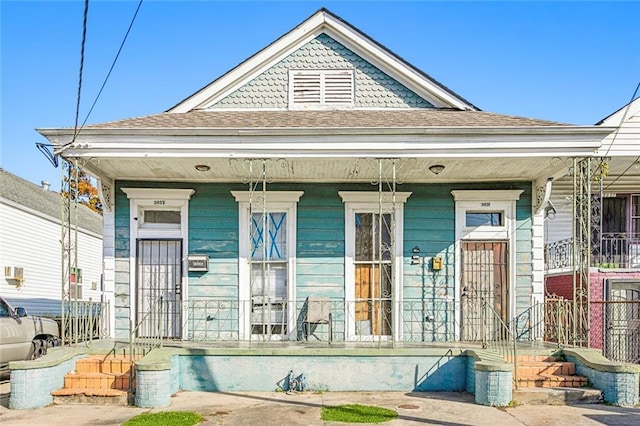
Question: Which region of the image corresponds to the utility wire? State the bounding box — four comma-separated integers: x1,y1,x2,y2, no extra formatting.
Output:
601,81,640,190
601,80,640,160
79,0,144,130
72,0,90,142
63,0,143,150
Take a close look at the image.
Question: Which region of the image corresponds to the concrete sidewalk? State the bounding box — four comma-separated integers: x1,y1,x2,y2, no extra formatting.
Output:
0,390,638,426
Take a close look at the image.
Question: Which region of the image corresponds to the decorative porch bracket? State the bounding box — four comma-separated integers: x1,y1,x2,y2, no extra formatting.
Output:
96,176,114,214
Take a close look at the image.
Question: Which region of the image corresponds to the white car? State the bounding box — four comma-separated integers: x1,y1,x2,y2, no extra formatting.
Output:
0,296,61,368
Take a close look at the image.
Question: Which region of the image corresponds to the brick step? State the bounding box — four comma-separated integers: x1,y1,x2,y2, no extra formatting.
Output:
75,355,139,374
63,372,133,390
517,374,588,389
517,361,576,378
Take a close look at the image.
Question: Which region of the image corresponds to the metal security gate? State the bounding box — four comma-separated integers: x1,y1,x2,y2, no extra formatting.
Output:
136,239,183,339
603,282,640,363
461,241,509,341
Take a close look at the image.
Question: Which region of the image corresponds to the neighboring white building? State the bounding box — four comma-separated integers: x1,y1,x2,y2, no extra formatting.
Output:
0,168,104,316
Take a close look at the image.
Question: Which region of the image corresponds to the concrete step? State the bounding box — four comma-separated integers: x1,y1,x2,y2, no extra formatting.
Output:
51,388,129,406
517,361,576,378
517,374,588,388
513,387,603,405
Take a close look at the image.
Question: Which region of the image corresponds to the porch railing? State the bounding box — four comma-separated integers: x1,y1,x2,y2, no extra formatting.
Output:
59,299,110,346
545,234,640,270
184,298,457,343
598,233,640,269
128,296,165,395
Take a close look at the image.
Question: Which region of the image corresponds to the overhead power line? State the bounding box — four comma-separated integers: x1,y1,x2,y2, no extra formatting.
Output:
72,0,90,142
63,0,144,150
79,0,144,131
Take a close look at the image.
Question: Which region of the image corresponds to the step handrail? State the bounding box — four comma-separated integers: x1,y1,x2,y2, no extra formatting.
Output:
128,296,165,395
481,297,518,389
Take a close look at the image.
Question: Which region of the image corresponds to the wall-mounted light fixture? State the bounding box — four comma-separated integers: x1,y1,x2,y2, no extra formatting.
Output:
429,164,445,175
195,164,211,172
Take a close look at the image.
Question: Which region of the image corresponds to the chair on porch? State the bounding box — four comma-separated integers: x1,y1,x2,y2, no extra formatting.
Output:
304,296,332,343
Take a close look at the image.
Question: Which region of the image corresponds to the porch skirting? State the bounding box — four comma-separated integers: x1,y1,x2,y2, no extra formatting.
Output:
134,347,515,407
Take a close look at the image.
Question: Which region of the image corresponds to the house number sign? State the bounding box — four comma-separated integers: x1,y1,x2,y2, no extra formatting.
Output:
153,200,166,205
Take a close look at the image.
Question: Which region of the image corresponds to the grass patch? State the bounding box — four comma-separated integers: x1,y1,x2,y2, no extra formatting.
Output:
122,411,203,426
321,404,398,423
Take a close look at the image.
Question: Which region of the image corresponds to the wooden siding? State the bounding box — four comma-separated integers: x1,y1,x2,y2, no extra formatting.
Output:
113,181,533,340
0,202,103,316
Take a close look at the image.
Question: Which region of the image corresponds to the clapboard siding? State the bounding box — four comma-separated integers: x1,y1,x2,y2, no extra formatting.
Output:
113,181,533,340
0,201,103,316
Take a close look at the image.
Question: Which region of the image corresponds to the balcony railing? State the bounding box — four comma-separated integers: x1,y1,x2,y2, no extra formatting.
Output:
545,233,640,270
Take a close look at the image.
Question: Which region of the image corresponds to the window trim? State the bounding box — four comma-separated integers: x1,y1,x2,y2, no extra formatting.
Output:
232,191,303,340
339,191,411,341
451,189,522,340
121,187,194,340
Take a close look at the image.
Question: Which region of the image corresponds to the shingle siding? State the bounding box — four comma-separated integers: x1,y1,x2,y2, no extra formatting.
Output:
209,34,433,110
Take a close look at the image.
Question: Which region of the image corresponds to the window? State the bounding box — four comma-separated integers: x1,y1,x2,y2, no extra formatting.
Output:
339,191,412,340
465,211,503,227
232,191,304,339
289,69,354,108
144,210,181,224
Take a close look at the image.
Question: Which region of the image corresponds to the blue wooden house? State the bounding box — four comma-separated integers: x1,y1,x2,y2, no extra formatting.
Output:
38,9,610,347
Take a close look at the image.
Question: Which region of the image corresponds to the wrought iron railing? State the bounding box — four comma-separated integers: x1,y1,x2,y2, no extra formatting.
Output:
544,237,573,270
59,299,110,346
598,233,640,269
480,298,518,387
546,234,640,270
184,298,457,343
542,297,573,346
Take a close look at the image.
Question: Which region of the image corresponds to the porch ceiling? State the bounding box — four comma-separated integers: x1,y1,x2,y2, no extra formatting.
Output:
81,156,568,183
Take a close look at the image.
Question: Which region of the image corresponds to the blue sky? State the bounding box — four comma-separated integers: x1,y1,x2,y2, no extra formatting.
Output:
2,1,639,191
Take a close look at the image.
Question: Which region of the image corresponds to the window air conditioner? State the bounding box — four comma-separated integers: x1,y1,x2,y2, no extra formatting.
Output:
4,266,24,281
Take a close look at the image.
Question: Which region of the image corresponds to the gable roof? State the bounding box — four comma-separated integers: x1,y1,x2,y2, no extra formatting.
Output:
168,8,478,113
596,97,640,126
0,168,103,236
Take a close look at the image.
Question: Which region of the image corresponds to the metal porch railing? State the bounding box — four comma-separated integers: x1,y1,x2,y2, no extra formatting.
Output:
545,234,640,270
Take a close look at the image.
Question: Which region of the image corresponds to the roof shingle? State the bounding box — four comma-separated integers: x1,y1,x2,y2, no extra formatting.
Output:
82,109,568,130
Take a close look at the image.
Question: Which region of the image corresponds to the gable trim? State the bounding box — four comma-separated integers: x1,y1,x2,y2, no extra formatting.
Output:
168,9,476,113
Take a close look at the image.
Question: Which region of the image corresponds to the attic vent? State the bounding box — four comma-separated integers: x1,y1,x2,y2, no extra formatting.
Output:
290,70,354,108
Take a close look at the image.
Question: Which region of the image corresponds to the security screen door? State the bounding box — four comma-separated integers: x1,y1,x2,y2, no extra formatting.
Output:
136,239,182,339
354,212,392,336
460,241,508,341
